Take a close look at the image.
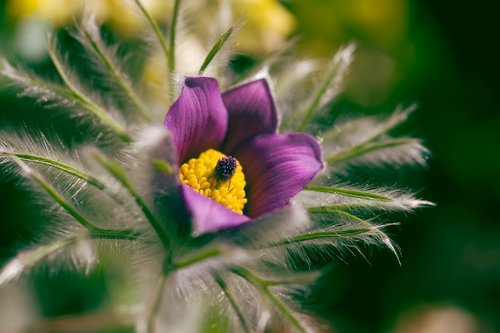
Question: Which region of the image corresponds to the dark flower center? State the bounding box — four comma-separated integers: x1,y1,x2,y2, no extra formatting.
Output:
215,156,237,181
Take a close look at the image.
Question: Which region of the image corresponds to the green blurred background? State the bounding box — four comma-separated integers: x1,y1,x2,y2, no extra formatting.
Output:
1,0,499,332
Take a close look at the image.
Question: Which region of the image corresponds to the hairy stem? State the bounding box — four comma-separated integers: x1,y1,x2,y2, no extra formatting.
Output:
272,228,372,247
168,0,181,75
308,208,400,262
310,207,385,234
26,73,79,101
31,172,102,232
94,153,171,250
15,236,77,267
48,44,131,142
29,171,139,238
232,267,307,333
82,28,151,120
0,236,76,284
132,0,170,69
0,230,140,285
1,151,103,189
365,106,415,143
215,275,250,333
3,151,142,217
304,185,392,201
296,54,344,132
257,272,319,287
144,246,226,333
309,206,357,217
91,228,141,241
309,203,376,212
325,138,415,165
172,246,224,269
145,261,172,333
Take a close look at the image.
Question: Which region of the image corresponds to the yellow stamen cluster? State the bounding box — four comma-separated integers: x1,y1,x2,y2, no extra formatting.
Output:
179,149,247,214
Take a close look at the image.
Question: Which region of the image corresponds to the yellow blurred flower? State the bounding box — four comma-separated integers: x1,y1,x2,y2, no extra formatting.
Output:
7,0,295,53
7,0,169,34
7,0,297,89
230,0,296,54
86,0,171,35
7,0,81,26
141,0,296,100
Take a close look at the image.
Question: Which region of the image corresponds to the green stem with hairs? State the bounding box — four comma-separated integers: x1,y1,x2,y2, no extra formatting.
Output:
3,151,141,215
255,273,319,287
168,0,181,75
30,171,138,238
145,246,228,333
132,0,170,69
310,203,375,212
215,275,250,333
325,138,415,165
82,28,151,120
28,74,78,101
2,151,103,189
0,230,140,285
12,236,78,268
364,106,415,143
304,185,391,201
31,173,101,232
308,207,400,261
145,258,172,333
272,228,372,247
296,56,344,132
231,267,307,333
309,207,372,225
309,207,396,234
172,246,224,269
91,228,141,241
94,153,171,250
48,45,131,142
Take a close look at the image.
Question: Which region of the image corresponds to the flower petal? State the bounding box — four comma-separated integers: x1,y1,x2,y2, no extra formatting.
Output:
234,133,323,217
180,184,251,234
222,79,278,152
164,77,228,162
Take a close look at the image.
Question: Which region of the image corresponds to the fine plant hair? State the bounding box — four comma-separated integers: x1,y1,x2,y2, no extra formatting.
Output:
0,2,431,332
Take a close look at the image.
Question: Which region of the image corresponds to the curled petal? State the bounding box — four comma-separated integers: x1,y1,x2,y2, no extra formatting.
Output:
235,133,323,217
180,184,251,234
164,77,228,162
222,79,278,152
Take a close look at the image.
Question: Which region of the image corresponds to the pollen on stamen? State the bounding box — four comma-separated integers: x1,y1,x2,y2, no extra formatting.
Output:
179,149,247,214
215,156,237,181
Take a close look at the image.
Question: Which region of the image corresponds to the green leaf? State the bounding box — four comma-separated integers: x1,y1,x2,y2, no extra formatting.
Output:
215,275,250,333
198,26,234,75
304,185,392,201
232,267,307,333
325,138,417,165
48,42,131,142
1,151,104,189
296,44,354,131
81,24,151,120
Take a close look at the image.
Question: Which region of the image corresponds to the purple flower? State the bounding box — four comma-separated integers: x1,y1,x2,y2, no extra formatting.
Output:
164,77,323,234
